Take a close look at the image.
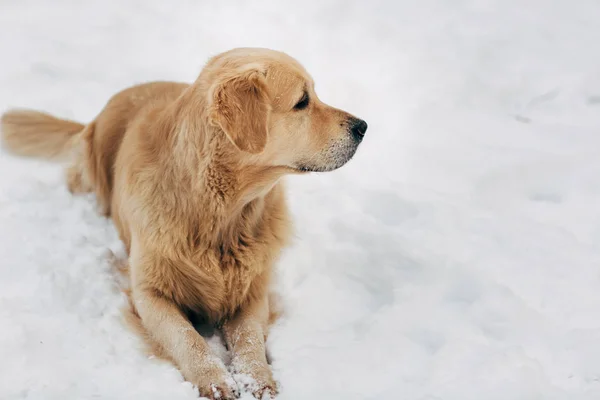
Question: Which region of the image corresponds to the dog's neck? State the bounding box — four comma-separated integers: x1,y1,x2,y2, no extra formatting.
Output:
164,91,289,250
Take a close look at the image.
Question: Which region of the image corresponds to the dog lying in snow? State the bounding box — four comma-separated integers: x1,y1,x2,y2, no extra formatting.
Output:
1,47,367,399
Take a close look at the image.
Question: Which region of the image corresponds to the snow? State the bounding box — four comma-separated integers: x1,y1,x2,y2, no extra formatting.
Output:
1,0,600,399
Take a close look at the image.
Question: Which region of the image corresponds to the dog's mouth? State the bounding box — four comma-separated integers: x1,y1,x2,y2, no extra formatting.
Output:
294,139,361,173
294,161,349,173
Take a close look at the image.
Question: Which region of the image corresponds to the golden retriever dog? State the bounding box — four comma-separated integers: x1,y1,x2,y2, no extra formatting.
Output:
0,47,367,399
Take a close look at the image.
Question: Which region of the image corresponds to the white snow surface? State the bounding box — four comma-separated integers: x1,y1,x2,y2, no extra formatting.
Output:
1,1,600,399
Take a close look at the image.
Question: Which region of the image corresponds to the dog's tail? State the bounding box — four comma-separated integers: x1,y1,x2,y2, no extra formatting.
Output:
1,109,84,160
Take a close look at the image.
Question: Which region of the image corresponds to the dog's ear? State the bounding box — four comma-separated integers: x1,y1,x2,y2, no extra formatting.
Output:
209,66,270,154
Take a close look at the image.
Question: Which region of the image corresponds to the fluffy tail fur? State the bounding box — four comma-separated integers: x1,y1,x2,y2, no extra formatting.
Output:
1,109,84,160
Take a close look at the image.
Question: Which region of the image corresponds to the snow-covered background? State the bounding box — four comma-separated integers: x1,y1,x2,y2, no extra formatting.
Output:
2,0,600,399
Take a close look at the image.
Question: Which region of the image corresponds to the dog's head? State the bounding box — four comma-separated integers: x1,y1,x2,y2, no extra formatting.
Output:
200,48,367,172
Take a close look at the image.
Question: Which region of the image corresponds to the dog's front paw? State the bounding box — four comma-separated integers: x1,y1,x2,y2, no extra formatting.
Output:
189,360,239,400
251,381,278,400
231,361,278,399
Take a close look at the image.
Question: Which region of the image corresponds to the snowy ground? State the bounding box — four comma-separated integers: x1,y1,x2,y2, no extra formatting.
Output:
1,0,600,399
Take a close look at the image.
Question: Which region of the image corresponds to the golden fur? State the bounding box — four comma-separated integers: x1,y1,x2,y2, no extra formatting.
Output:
0,48,366,399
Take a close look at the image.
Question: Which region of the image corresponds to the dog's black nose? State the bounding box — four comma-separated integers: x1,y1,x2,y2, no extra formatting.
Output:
350,118,368,142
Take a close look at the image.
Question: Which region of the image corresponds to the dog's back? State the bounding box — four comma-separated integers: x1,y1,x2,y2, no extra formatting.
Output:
1,81,189,215
81,82,189,215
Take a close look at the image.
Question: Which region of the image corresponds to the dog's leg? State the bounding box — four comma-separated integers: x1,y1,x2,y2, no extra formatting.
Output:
132,286,238,400
223,295,277,399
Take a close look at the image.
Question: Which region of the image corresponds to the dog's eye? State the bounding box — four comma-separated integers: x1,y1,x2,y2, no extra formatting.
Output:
293,91,309,110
